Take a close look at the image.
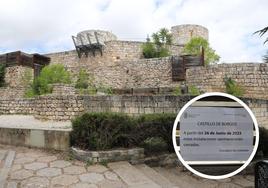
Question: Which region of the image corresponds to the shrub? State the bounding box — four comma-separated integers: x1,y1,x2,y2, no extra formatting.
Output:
22,69,34,98
142,42,157,58
71,113,135,150
78,88,97,95
189,85,200,96
75,69,95,90
75,69,89,89
71,112,176,153
134,113,177,152
183,37,220,65
0,64,5,87
224,77,244,97
142,137,168,155
98,86,114,95
158,47,170,57
28,64,71,96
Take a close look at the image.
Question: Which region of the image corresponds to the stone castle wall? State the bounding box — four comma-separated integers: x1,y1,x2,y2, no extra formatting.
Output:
186,63,268,99
0,66,33,98
171,24,209,45
0,95,268,130
5,66,33,88
46,41,183,89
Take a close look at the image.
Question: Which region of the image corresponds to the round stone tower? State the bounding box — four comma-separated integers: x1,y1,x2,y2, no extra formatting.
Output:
171,24,209,45
77,30,117,45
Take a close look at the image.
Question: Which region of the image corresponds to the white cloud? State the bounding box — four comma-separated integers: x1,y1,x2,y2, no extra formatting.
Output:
0,0,267,62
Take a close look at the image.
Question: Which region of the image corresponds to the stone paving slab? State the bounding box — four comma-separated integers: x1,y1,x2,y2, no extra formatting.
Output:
108,161,161,188
0,150,15,188
0,144,255,188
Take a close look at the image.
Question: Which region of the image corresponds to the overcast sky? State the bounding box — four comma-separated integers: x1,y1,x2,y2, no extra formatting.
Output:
0,0,267,63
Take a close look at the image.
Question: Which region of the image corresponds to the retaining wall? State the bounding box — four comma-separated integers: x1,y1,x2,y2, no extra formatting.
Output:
0,95,268,130
186,63,268,99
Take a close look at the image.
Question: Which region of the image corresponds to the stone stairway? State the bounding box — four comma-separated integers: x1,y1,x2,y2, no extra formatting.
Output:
108,161,190,188
109,162,254,188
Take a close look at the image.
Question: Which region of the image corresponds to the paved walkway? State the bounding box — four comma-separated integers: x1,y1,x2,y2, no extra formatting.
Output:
0,144,254,188
0,115,71,130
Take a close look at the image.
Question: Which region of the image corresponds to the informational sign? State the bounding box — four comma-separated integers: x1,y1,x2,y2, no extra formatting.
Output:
180,107,253,162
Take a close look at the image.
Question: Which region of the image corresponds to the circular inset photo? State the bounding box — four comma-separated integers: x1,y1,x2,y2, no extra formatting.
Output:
172,92,259,179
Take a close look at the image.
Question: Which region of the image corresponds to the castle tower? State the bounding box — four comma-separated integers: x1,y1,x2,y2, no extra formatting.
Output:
171,24,209,45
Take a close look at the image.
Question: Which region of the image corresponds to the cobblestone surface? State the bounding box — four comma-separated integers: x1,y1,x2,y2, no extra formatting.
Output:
0,144,254,188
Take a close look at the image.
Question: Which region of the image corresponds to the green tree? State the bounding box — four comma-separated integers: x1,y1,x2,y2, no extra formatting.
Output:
255,26,268,63
142,38,157,58
142,28,172,58
183,37,220,65
254,26,268,44
152,28,172,47
33,64,71,95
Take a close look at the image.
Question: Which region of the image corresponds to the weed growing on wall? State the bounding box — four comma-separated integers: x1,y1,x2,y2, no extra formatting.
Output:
224,77,244,97
22,69,35,98
189,85,200,96
27,64,71,96
172,86,182,96
75,69,95,90
0,64,6,87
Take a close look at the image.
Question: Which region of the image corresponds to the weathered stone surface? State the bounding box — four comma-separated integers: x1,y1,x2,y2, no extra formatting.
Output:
36,167,62,177
217,183,242,188
4,150,15,168
79,173,104,184
104,171,119,181
0,150,7,161
232,176,254,187
98,180,126,188
108,161,161,187
14,157,35,165
51,174,79,186
72,147,144,164
64,165,86,175
245,175,254,182
0,145,256,188
50,160,71,168
11,164,22,172
70,183,98,188
6,181,17,188
15,153,25,159
21,177,49,188
10,169,33,180
171,24,208,45
24,162,47,171
87,165,108,173
37,155,57,163
24,152,47,158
